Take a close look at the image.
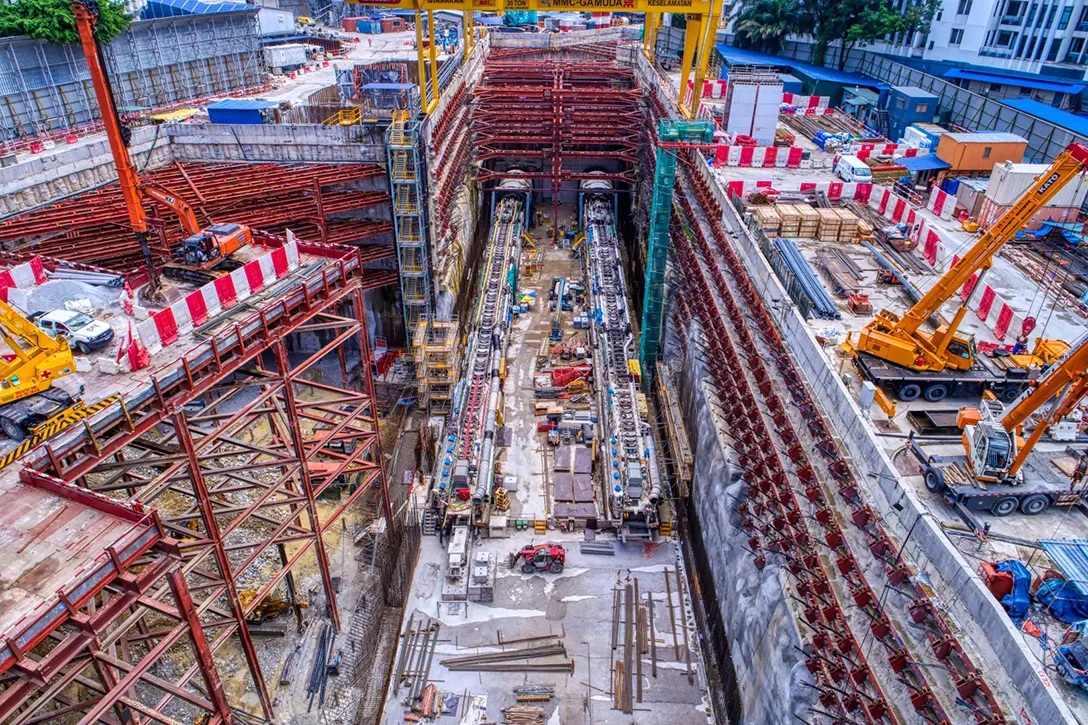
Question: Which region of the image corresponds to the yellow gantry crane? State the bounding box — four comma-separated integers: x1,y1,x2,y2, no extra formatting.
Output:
344,0,719,118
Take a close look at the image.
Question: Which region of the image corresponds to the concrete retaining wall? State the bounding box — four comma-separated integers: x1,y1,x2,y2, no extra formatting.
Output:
694,155,1074,724
167,123,387,164
0,125,169,216
671,323,816,724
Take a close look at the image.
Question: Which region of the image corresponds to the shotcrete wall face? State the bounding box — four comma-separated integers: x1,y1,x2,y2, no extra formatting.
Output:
669,317,817,723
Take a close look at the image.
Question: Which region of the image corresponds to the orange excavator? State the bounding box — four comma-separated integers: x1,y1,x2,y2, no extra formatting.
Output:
73,0,252,287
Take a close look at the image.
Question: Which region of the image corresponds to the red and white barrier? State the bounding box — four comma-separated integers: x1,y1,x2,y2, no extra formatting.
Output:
781,93,829,109
0,256,49,305
686,79,727,98
712,145,804,168
927,187,956,220
722,179,873,202
852,143,926,160
137,242,300,355
780,107,836,116
867,185,926,233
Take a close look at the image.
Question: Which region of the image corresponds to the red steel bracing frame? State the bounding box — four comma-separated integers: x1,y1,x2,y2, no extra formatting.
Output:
0,473,235,725
673,155,1007,723
2,241,395,722
431,81,474,258
0,162,392,271
472,60,642,243
488,41,620,62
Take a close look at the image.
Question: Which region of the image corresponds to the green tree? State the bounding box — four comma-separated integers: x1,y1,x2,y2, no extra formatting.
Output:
801,0,940,70
734,0,812,55
0,0,132,44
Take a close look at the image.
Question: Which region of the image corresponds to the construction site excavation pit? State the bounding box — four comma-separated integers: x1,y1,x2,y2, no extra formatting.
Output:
5,17,1088,725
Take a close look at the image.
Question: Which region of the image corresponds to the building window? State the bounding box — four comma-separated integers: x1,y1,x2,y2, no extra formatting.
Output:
1026,3,1037,25
957,0,973,13
983,147,993,158
937,10,942,21
1026,37,1037,56
1058,4,1072,28
950,28,965,45
929,40,935,50
990,82,1004,92
997,30,1015,46
1036,34,1047,58
1019,84,1033,96
1047,37,1062,59
916,103,930,113
1070,36,1085,55
1016,34,1028,56
1046,4,1057,26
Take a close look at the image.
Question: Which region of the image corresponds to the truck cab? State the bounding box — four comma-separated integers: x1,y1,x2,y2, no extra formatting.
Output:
178,223,252,269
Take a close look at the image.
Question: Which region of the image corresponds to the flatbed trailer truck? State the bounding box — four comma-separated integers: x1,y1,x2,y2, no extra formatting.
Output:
853,350,1032,404
906,434,1087,519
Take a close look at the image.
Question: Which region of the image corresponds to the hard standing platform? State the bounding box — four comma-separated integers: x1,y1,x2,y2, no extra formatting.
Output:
0,475,148,637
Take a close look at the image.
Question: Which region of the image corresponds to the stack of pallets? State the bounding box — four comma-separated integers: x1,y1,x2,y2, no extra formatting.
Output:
796,204,820,239
816,208,841,241
752,205,781,234
777,204,800,238
835,209,859,242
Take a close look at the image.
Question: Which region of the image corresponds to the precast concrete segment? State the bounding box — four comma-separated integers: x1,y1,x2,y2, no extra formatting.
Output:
442,197,521,503
584,197,661,524
676,159,1007,723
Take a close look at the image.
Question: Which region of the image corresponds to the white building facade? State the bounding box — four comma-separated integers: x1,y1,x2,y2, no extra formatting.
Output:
872,0,1088,80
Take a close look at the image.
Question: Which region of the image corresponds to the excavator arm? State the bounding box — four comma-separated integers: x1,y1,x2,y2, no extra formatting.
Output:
141,184,201,235
858,142,1088,372
72,0,160,292
1001,331,1088,477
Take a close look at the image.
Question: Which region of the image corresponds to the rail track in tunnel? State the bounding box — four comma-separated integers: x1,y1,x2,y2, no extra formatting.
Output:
669,156,1007,725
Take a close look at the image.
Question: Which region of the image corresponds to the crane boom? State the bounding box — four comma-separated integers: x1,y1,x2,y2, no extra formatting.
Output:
73,0,162,290
857,142,1088,373
1000,331,1088,477
142,184,201,235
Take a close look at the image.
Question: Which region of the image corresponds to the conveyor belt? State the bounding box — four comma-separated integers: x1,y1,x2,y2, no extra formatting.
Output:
584,197,660,523
445,197,522,503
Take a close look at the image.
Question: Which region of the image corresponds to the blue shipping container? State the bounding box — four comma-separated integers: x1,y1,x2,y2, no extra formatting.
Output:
886,86,938,142
778,73,804,95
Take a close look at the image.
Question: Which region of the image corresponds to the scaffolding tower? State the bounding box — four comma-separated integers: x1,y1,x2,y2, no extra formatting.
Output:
388,110,434,335
637,119,713,390
413,316,461,413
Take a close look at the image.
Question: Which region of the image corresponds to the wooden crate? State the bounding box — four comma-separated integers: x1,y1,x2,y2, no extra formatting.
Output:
752,205,781,233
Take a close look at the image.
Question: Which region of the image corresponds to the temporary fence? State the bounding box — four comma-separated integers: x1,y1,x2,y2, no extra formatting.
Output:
136,242,300,354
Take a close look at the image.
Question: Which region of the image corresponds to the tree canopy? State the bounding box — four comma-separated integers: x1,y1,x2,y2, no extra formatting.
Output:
0,0,132,44
731,0,941,69
734,0,813,55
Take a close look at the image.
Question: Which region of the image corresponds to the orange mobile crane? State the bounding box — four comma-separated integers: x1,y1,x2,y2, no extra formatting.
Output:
848,142,1088,404
961,330,1088,485
909,331,1088,518
72,0,252,287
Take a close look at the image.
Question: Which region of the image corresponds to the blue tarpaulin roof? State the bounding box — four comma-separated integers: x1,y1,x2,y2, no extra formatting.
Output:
1000,98,1088,139
714,44,887,89
1041,539,1088,589
141,0,254,18
207,99,280,110
897,154,951,172
944,68,1086,94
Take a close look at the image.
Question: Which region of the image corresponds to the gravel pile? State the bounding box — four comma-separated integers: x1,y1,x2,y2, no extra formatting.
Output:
25,280,123,314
